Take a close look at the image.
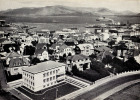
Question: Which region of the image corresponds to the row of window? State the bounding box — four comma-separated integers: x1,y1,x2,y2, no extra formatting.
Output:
43,69,60,77
64,48,71,52
24,78,34,86
24,83,34,90
43,76,55,83
43,81,56,88
23,73,34,80
72,58,89,63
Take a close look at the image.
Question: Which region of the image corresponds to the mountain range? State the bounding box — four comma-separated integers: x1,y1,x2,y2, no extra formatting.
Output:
0,5,139,17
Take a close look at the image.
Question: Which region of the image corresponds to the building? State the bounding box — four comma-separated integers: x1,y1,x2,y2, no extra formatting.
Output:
7,57,30,75
67,54,91,71
35,43,49,61
77,43,94,56
22,61,66,92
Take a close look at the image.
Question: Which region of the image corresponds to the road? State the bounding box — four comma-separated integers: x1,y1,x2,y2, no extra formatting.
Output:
73,74,140,100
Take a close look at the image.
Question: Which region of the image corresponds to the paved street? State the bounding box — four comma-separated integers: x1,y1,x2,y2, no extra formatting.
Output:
73,74,140,100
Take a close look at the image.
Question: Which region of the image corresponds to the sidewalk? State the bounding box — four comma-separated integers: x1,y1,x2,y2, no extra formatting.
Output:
9,88,32,100
93,79,140,100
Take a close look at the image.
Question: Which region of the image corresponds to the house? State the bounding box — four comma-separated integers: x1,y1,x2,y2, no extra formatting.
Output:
34,49,49,61
38,36,50,44
5,51,21,65
76,43,94,56
96,51,114,62
134,50,140,64
7,57,30,75
99,32,110,41
22,61,66,92
25,36,33,43
36,30,50,37
35,43,49,61
36,43,47,50
67,54,91,71
51,44,75,59
94,46,112,54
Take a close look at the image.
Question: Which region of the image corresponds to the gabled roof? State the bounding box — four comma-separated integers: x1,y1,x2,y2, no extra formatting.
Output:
6,51,21,59
94,46,112,52
51,43,61,49
36,43,47,49
97,51,114,61
59,44,69,51
67,54,89,62
9,57,30,68
35,49,48,55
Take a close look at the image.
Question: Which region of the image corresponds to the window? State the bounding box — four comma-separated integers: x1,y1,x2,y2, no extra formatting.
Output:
53,70,55,74
43,79,45,83
50,77,52,81
43,73,45,77
53,76,55,80
14,68,18,71
50,71,52,75
47,78,49,82
47,72,49,76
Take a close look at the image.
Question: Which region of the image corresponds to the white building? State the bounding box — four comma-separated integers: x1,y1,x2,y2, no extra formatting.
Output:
67,54,91,71
77,43,94,56
22,61,66,92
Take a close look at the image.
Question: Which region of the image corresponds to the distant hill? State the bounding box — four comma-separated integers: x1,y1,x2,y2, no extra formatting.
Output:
0,5,138,17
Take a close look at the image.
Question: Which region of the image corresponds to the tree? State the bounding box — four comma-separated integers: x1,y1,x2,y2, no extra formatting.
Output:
31,40,38,46
74,46,81,54
31,57,40,65
68,53,72,56
83,63,88,70
72,65,79,75
23,46,35,55
108,40,115,48
102,55,112,65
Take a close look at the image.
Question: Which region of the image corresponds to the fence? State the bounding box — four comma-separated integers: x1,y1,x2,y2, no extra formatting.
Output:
65,75,90,88
57,70,140,100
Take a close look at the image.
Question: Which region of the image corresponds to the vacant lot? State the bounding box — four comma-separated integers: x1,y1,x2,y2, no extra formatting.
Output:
16,82,79,100
105,83,140,100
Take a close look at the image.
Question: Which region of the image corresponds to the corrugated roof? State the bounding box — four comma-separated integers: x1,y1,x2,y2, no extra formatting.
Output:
22,61,66,74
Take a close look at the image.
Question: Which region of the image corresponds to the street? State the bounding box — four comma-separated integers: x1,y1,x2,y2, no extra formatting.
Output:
73,74,140,100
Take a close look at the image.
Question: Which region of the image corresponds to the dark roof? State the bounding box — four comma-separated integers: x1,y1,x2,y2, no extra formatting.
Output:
35,49,48,55
6,51,21,59
94,46,112,52
9,57,30,68
36,43,47,49
67,54,89,62
97,51,114,61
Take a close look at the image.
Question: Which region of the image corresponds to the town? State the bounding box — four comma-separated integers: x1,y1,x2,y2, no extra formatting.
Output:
0,18,140,100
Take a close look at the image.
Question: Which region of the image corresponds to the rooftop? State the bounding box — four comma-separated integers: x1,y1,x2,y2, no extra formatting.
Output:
22,61,66,74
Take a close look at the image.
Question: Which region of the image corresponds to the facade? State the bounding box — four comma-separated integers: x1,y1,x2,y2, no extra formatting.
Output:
67,54,91,71
22,61,66,92
35,43,49,61
7,57,30,75
34,49,49,61
77,43,94,56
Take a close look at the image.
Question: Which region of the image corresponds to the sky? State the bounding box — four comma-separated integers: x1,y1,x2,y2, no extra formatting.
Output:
0,0,140,13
